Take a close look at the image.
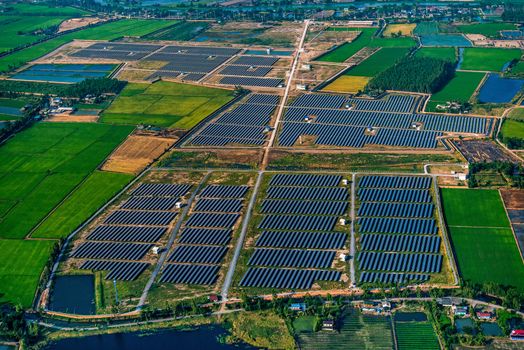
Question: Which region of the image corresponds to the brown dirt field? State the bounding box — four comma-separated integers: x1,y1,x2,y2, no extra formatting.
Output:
102,135,177,174
46,114,99,123
500,189,524,209
58,17,105,33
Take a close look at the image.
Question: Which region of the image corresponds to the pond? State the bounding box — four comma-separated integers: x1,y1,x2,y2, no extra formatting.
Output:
420,34,472,47
0,345,16,350
43,325,257,350
478,73,524,104
10,64,115,84
48,275,95,315
480,322,503,336
0,106,22,117
455,318,476,335
394,312,428,322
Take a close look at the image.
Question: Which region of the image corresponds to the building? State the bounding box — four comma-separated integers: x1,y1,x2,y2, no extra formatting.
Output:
322,319,335,331
438,297,462,307
452,305,469,317
510,329,524,341
476,311,493,320
289,303,307,312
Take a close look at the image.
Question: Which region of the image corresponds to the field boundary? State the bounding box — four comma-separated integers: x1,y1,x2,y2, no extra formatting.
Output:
499,189,524,263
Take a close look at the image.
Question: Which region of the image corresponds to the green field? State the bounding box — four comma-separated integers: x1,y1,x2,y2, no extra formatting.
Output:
0,15,68,53
0,19,175,72
101,81,235,128
297,310,394,350
0,123,133,239
0,239,55,307
316,28,415,63
457,23,517,38
441,188,524,290
144,21,209,41
395,322,440,350
460,48,522,72
31,171,133,239
415,47,456,62
346,47,410,77
293,316,318,333
427,71,485,110
501,119,524,140
414,22,440,35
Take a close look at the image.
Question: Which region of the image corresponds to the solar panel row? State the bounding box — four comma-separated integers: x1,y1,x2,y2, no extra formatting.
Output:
199,185,249,198
266,186,349,201
168,245,228,264
160,264,220,285
80,260,149,281
220,76,283,88
240,267,341,289
104,210,177,226
258,214,337,231
359,272,429,284
219,65,272,77
261,199,348,215
283,106,486,134
87,225,166,243
358,202,434,218
269,174,342,187
256,231,346,249
360,234,441,253
194,198,243,213
248,248,335,268
278,122,441,149
359,176,431,189
178,228,232,245
185,213,240,228
72,242,152,260
232,56,279,66
122,196,179,211
358,217,438,235
358,252,442,273
131,183,192,197
244,94,280,105
357,189,432,203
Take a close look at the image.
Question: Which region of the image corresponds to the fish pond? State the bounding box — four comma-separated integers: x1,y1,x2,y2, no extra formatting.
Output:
420,34,472,47
10,64,116,83
478,73,524,104
48,275,95,315
43,326,257,350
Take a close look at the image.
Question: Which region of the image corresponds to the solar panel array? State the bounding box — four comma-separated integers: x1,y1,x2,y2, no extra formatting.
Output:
143,45,240,81
240,174,347,289
161,185,250,285
356,176,442,285
74,182,192,281
188,93,279,146
219,76,283,88
217,55,279,86
72,42,162,61
278,93,492,149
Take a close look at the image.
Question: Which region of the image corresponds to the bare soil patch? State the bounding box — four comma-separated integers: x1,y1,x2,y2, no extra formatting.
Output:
58,17,105,33
102,134,177,174
501,189,524,209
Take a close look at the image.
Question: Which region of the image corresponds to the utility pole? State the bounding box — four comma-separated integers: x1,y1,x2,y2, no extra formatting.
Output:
113,279,119,305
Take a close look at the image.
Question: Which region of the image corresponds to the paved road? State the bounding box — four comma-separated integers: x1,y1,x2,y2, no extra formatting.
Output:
349,173,356,285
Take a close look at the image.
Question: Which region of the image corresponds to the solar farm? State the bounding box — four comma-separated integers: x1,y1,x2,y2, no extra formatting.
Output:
356,175,447,285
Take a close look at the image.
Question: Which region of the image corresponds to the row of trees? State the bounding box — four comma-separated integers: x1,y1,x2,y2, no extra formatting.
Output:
367,57,455,94
0,78,126,98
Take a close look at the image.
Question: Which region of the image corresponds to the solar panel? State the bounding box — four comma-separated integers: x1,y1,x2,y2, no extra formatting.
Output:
72,242,152,260
160,264,220,285
131,183,192,197
269,174,342,187
358,202,434,218
244,94,280,105
239,267,340,289
258,215,338,231
359,176,431,189
194,199,244,213
185,213,240,228
266,187,348,201
261,199,347,215
357,189,432,203
220,76,283,88
104,210,177,226
248,248,336,268
232,56,279,66
358,251,442,273
199,185,249,198
168,245,228,264
360,234,441,253
121,196,179,211
358,217,438,235
256,231,346,249
80,260,149,281
359,272,429,284
86,225,166,242
177,228,232,245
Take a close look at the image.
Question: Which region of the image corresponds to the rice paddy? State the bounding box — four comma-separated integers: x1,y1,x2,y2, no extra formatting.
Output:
345,47,410,77
100,81,235,128
460,48,522,72
383,23,416,37
322,75,370,93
